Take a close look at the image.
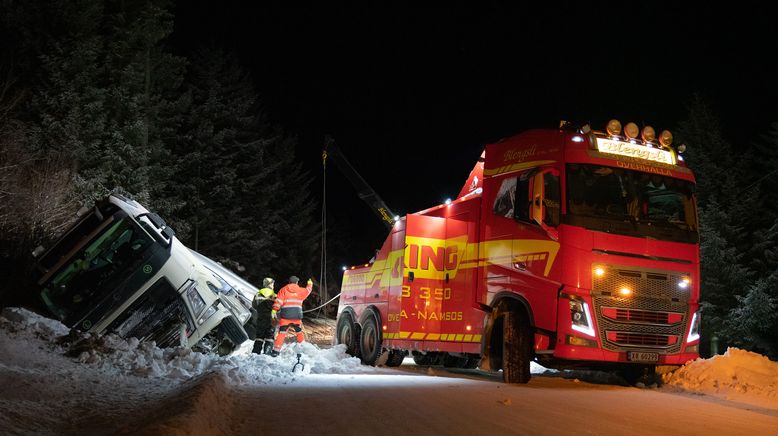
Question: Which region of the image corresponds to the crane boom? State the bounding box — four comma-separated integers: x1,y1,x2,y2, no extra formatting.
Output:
323,136,397,230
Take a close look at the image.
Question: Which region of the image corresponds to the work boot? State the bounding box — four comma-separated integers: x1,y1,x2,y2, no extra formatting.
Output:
270,350,279,357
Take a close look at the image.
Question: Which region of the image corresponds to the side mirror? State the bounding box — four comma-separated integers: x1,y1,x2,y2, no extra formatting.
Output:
514,175,532,222
532,176,544,224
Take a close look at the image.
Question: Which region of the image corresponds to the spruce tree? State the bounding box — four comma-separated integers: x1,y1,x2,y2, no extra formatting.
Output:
745,121,778,230
170,47,264,256
97,0,187,209
676,94,745,207
262,134,320,282
171,47,319,285
697,201,754,355
726,277,778,358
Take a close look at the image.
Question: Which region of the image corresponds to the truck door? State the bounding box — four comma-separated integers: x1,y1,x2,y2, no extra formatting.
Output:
511,168,562,332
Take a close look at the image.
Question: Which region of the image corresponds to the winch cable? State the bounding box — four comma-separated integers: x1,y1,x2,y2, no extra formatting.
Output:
313,148,331,317
303,292,342,314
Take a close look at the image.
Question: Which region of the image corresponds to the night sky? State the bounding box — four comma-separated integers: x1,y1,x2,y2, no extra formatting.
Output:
173,3,778,263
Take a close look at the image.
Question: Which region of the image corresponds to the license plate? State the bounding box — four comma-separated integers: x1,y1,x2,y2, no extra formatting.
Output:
627,351,659,363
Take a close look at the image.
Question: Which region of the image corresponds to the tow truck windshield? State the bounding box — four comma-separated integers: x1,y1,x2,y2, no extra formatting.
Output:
565,164,698,244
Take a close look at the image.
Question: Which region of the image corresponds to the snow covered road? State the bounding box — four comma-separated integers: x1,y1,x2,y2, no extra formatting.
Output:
3,307,778,435
226,367,778,436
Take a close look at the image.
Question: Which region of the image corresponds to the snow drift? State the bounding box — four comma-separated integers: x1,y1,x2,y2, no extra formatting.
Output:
663,347,778,409
0,307,382,435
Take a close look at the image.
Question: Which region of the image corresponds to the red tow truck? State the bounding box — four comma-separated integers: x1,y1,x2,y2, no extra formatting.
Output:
335,120,700,383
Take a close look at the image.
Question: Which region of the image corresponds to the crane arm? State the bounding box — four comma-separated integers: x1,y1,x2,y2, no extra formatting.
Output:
323,136,397,230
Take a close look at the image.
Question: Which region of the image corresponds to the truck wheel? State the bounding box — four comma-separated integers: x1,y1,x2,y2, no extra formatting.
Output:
359,310,382,365
336,313,360,357
385,349,406,367
502,311,532,384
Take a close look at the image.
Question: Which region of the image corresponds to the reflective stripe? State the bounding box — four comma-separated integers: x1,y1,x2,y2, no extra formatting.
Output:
258,287,275,299
383,332,483,343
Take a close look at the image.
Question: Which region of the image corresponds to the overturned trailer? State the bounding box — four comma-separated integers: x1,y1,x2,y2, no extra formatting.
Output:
33,194,252,354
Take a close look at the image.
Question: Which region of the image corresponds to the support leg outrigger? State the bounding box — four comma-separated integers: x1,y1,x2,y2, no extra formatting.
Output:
291,343,305,372
292,352,304,372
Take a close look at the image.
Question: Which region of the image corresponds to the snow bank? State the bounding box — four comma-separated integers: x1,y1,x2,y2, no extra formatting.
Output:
71,330,375,385
663,347,778,409
1,306,377,386
0,305,376,385
1,306,70,338
0,307,384,434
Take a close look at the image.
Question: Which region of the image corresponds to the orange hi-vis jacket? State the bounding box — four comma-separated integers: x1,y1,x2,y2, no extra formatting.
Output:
272,282,313,320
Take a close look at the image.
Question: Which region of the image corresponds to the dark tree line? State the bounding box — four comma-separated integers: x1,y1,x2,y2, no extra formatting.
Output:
678,95,778,359
0,0,319,306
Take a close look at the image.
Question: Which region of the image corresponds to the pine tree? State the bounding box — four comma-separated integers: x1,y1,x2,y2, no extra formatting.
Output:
95,0,187,209
170,47,266,256
675,94,746,207
745,121,778,230
262,134,320,282
26,2,107,204
726,276,778,359
697,201,754,355
170,47,319,285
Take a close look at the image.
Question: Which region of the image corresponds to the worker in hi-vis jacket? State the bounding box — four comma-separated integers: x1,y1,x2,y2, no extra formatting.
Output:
270,276,313,357
253,277,277,354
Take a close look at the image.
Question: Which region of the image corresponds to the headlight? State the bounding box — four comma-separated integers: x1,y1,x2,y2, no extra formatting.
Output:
186,284,207,316
197,303,219,325
239,311,250,324
569,297,596,337
687,310,701,343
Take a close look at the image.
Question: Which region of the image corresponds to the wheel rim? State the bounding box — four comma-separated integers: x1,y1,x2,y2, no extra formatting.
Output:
339,322,352,347
363,324,377,356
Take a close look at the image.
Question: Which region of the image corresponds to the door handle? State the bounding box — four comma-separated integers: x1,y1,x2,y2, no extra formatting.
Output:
374,293,380,298
352,296,357,300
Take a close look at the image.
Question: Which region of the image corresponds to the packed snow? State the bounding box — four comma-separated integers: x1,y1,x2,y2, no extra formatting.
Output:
0,307,386,434
663,347,778,409
2,306,778,435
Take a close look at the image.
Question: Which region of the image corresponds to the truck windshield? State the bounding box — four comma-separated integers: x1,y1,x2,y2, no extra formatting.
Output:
566,164,698,243
40,216,155,324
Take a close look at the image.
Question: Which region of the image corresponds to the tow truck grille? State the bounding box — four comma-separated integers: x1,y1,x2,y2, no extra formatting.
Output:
615,309,667,323
601,307,685,325
592,265,689,354
607,331,678,347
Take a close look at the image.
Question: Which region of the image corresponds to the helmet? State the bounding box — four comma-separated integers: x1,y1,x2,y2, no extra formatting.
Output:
289,275,300,284
262,277,274,288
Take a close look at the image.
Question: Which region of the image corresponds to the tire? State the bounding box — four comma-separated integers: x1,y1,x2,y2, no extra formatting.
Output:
336,312,360,357
502,311,532,384
359,310,382,365
385,349,406,367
